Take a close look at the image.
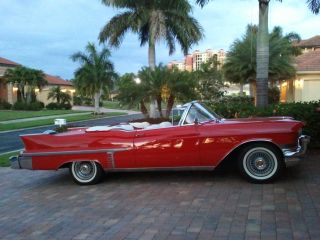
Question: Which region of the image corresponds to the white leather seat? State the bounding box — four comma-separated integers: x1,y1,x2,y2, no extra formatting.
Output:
129,122,150,129
86,124,134,132
144,121,172,130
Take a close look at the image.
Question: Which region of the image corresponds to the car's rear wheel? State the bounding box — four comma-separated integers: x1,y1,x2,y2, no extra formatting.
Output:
70,161,103,185
238,143,283,183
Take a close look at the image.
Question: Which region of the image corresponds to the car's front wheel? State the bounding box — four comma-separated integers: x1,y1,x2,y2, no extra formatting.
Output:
70,161,103,185
238,143,283,183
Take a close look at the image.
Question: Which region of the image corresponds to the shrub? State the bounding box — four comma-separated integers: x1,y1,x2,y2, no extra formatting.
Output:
0,100,12,110
46,102,59,110
210,98,320,147
84,98,93,106
60,103,72,110
73,96,82,105
13,101,44,111
46,102,72,110
210,95,255,118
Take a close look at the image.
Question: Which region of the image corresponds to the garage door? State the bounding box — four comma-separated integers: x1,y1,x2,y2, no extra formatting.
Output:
302,80,320,101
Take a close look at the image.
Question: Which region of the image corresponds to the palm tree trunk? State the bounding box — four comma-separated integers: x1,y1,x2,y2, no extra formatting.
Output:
156,95,163,118
148,41,156,70
94,91,100,114
166,94,175,118
256,0,269,108
148,41,157,118
140,100,149,118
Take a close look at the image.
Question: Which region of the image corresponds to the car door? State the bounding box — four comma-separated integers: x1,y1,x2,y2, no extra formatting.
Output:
133,124,200,168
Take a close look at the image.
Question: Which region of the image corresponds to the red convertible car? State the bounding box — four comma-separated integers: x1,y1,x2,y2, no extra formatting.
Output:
10,101,310,185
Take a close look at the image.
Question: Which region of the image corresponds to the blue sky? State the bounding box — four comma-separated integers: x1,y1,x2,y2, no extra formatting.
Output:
0,0,318,79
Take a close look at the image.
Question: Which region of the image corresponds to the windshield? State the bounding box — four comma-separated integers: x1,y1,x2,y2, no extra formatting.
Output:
198,102,222,120
172,101,222,126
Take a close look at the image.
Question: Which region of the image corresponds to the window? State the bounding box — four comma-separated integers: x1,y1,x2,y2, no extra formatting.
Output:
184,106,212,125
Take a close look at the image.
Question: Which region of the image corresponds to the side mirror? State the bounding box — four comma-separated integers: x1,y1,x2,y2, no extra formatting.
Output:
194,117,199,125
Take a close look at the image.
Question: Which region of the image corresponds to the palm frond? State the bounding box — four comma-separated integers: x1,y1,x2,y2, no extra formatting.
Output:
307,0,320,14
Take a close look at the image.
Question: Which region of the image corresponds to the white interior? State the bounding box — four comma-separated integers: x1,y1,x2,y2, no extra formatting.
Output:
86,121,173,132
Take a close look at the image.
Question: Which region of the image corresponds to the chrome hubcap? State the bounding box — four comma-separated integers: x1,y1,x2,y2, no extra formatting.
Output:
73,161,96,181
255,158,266,170
80,164,91,175
246,149,276,177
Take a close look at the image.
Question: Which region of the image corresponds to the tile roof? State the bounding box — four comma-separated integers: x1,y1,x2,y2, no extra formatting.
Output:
0,56,72,86
0,57,19,66
45,74,73,86
295,49,320,72
295,35,320,48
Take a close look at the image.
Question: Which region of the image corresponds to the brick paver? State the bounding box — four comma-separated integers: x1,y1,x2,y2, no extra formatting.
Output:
0,151,319,240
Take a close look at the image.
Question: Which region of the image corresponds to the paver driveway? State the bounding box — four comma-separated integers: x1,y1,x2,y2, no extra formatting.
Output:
0,151,320,240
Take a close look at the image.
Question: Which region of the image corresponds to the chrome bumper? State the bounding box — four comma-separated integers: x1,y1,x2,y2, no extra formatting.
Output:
10,155,33,170
282,135,311,167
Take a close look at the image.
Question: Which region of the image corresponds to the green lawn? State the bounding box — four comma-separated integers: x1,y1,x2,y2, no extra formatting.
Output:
103,101,139,111
0,110,86,122
0,151,20,167
0,112,127,131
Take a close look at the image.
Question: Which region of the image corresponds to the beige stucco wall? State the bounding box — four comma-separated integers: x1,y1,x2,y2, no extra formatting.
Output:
294,72,320,102
0,66,8,77
36,85,75,105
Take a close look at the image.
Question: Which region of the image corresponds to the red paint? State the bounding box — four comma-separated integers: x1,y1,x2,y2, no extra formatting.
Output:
20,117,303,171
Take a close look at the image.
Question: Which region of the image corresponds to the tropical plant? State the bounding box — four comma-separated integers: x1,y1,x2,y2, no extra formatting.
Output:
5,66,47,104
223,25,300,102
117,66,198,118
71,42,117,114
164,68,198,118
117,73,149,117
196,0,320,107
138,65,168,117
194,56,225,103
47,86,71,104
99,0,203,69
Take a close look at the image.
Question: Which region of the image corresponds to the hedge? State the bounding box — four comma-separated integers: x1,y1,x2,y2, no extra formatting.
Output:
210,96,320,147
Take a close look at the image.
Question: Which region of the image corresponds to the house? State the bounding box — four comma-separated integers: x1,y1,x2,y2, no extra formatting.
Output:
280,36,320,102
0,56,75,105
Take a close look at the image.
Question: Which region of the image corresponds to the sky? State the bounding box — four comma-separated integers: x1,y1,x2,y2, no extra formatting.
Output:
0,0,319,80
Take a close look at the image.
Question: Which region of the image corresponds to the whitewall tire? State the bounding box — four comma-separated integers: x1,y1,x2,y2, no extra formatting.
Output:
70,161,103,185
238,143,283,183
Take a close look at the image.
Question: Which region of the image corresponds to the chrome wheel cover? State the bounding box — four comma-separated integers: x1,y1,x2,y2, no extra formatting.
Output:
243,147,278,180
72,161,97,183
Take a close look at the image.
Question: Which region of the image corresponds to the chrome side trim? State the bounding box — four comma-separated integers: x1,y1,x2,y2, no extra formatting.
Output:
107,152,115,169
21,148,130,157
105,166,215,172
283,135,310,167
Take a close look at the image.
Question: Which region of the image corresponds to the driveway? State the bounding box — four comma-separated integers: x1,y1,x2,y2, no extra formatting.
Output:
0,151,319,240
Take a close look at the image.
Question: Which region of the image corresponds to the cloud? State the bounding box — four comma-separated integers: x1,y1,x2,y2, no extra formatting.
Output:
0,0,319,79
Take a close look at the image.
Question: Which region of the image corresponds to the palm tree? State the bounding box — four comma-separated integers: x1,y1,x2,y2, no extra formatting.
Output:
117,73,149,117
99,0,203,69
47,86,71,104
196,0,320,107
223,25,301,101
71,43,117,114
138,65,168,117
165,69,198,118
5,66,46,103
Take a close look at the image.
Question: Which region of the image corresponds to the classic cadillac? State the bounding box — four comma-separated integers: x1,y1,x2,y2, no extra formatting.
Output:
10,101,310,185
